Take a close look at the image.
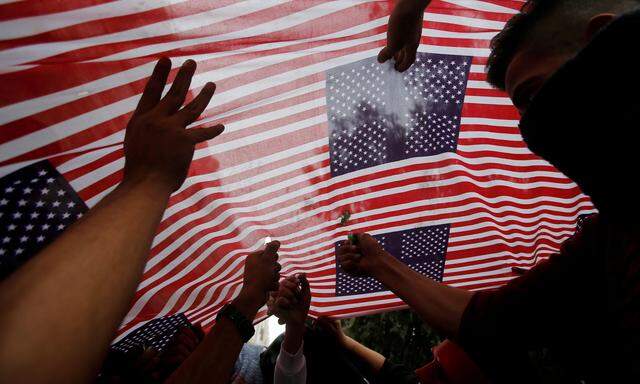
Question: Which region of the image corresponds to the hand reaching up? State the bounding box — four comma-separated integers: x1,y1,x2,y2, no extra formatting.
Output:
124,58,224,192
237,241,282,311
378,0,431,72
267,274,311,326
336,233,392,277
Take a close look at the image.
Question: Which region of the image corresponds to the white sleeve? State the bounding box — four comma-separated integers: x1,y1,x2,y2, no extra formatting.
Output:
273,341,307,384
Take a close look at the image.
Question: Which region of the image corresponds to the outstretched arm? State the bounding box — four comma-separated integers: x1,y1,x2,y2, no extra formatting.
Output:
268,274,311,384
0,58,224,383
337,234,472,338
167,241,282,384
315,318,386,373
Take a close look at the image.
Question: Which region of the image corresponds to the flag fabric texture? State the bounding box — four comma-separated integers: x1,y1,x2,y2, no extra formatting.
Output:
0,0,596,339
0,160,87,278
111,313,191,355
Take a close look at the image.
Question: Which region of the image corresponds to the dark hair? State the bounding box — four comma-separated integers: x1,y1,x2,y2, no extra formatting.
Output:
486,0,640,90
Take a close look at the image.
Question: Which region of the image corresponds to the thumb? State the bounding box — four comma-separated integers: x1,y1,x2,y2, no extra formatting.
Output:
377,46,396,63
299,273,310,296
186,124,225,144
264,240,281,257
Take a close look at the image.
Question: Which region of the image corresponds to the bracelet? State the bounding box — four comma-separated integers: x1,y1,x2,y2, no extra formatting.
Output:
217,304,255,343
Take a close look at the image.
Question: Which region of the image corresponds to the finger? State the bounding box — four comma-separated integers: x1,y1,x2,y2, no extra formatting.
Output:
135,58,171,116
284,275,298,284
397,46,417,72
337,252,360,263
174,82,216,126
274,262,282,274
281,279,298,290
394,49,406,71
377,46,396,63
299,274,311,301
275,297,294,309
264,240,281,257
158,59,197,114
185,124,225,144
340,260,357,272
278,288,297,302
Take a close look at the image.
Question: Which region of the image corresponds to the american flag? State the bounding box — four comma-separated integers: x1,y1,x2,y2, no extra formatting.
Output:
111,313,191,354
0,160,87,279
0,0,596,340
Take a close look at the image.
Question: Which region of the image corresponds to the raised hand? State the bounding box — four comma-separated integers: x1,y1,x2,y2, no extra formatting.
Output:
377,0,430,72
237,241,282,310
267,274,311,326
124,58,224,192
336,233,391,277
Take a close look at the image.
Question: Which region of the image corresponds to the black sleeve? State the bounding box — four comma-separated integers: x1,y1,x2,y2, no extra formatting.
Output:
456,218,599,383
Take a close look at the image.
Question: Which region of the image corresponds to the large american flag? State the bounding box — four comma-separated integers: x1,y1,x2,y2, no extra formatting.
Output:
0,0,595,340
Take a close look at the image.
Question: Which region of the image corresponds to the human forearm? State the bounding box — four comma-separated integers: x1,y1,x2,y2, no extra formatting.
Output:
343,336,386,373
371,255,472,338
0,176,171,383
167,291,262,384
282,323,304,355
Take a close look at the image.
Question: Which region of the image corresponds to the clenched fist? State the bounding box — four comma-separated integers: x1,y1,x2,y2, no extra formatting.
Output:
336,233,392,277
267,274,311,326
123,58,224,192
239,241,282,308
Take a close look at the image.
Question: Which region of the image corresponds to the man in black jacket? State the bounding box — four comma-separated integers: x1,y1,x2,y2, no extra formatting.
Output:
339,0,640,382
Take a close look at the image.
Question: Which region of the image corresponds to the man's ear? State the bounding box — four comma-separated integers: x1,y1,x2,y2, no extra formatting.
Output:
586,13,616,41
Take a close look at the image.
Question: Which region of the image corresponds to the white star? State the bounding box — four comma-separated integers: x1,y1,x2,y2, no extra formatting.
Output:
57,190,66,196
36,200,45,207
23,187,32,194
5,187,14,193
12,212,22,219
20,236,28,243
41,188,49,195
42,224,50,230
0,199,7,206
37,235,45,242
47,213,55,219
2,237,10,243
38,170,47,176
30,212,39,219
15,248,23,255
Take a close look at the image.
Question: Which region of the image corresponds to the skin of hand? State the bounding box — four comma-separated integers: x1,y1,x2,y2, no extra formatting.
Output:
337,233,472,338
378,0,431,72
0,58,223,384
267,274,311,326
336,233,393,277
166,242,281,384
124,57,225,192
237,241,283,310
314,317,386,373
314,318,348,346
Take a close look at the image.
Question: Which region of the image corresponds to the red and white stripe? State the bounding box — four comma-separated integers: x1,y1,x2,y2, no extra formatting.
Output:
1,0,592,337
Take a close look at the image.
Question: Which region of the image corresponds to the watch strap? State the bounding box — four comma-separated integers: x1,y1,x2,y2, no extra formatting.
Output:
217,304,255,343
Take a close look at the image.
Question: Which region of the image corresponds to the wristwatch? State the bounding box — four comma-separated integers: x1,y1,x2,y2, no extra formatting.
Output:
217,304,255,342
